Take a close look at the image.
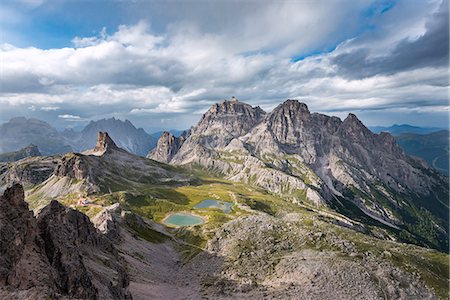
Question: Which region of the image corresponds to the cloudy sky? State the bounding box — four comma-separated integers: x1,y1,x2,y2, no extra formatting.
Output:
0,0,448,132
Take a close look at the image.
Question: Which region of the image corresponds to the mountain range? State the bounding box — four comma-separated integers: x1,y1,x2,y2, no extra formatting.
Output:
0,117,72,155
370,124,445,136
150,98,448,250
0,98,448,299
0,117,157,157
1,115,447,176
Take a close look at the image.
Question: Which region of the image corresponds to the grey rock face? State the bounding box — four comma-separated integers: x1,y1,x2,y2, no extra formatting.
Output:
0,156,61,186
37,200,131,299
148,131,186,163
54,154,90,180
192,98,266,139
94,131,120,153
0,184,131,299
0,184,55,297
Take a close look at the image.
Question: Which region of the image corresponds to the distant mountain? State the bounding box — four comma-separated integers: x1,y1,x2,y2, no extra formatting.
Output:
151,98,449,251
0,117,72,155
396,130,449,176
370,124,443,136
0,144,41,162
63,118,156,156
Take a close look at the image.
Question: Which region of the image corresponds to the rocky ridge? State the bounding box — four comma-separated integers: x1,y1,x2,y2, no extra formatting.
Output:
14,132,195,209
0,144,41,163
0,184,131,299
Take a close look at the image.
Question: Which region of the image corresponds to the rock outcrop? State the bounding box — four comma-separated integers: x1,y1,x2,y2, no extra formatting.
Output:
0,156,60,186
90,131,120,155
147,131,186,163
0,184,131,299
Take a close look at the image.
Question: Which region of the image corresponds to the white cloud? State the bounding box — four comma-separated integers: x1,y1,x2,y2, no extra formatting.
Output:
0,0,448,129
41,106,59,111
58,114,81,120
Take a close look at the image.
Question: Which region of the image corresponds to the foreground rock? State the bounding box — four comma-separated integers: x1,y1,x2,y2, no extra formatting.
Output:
0,184,131,299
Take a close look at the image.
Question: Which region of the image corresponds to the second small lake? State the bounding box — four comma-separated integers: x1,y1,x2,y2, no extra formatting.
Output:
163,213,204,227
194,199,233,213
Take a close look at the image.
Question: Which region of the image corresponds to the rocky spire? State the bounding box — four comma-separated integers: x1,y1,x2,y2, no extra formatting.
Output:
93,131,118,153
148,131,185,163
337,113,374,143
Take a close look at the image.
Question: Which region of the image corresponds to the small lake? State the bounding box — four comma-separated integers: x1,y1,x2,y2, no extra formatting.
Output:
194,199,233,213
163,213,204,227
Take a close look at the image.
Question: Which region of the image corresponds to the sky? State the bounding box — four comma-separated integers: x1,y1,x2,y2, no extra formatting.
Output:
0,0,448,132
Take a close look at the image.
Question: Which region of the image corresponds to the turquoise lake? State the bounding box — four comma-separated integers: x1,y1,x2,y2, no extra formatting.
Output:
194,199,233,213
163,213,204,227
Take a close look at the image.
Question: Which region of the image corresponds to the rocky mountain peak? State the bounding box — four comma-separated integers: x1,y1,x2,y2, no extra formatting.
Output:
337,113,374,141
269,100,311,124
265,100,312,145
69,118,155,156
206,97,265,117
94,131,119,153
148,131,185,163
280,99,310,113
191,98,266,140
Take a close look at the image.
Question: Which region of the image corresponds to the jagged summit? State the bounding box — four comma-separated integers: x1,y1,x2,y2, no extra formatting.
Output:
64,118,155,156
83,131,121,156
205,97,266,118
268,99,311,127
94,131,119,152
189,97,266,145
147,131,185,163
338,112,374,141
277,99,310,113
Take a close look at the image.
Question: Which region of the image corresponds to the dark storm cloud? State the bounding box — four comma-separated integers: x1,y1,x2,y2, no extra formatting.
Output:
332,0,449,79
